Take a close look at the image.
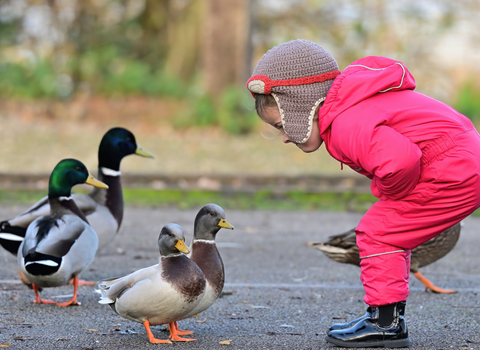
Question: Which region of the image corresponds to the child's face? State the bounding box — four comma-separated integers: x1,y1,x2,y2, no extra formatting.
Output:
261,106,323,153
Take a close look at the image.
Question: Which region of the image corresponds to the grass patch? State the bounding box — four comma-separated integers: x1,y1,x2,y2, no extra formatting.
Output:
0,188,375,213
2,188,480,216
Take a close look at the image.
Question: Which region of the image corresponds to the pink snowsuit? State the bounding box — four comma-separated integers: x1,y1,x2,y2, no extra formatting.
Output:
318,56,480,306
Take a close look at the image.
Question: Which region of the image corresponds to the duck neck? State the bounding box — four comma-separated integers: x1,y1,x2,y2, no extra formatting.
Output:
98,145,123,171
90,167,124,228
190,240,224,294
48,196,89,224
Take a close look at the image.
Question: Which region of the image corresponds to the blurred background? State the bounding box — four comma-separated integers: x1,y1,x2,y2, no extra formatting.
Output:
1,0,480,203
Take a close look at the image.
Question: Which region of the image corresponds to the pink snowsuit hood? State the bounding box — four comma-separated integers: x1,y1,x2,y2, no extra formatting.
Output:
319,56,416,136
317,56,428,201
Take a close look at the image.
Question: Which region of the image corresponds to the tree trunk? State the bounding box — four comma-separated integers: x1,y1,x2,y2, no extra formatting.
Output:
203,0,251,97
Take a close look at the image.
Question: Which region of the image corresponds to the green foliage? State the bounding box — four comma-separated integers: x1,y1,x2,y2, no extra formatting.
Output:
173,86,258,135
0,47,186,99
0,60,58,99
218,86,259,135
173,93,217,128
453,82,480,122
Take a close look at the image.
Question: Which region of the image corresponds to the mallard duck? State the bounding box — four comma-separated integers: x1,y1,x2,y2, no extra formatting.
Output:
97,223,206,344
17,159,108,306
0,127,154,256
173,203,234,335
308,223,461,293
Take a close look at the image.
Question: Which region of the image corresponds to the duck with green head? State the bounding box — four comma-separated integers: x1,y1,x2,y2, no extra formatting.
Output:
0,127,154,255
18,159,108,306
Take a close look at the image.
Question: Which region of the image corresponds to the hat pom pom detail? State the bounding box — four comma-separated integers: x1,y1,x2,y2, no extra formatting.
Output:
248,80,266,94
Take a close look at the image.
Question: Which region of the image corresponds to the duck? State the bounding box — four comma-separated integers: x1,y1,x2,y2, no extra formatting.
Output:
0,127,154,256
308,222,461,293
174,203,234,335
97,223,206,344
17,158,108,306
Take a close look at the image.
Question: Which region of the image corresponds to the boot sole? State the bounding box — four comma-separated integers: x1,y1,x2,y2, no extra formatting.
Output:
325,335,410,348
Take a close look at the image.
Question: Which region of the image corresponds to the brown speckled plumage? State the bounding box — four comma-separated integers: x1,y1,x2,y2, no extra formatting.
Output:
309,223,461,289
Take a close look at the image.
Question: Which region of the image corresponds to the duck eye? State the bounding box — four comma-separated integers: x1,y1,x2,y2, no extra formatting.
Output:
76,166,82,171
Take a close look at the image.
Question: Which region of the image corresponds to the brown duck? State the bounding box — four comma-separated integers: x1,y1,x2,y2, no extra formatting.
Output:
308,223,461,293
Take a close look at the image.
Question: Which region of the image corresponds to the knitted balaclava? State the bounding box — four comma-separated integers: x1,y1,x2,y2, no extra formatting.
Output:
247,39,340,143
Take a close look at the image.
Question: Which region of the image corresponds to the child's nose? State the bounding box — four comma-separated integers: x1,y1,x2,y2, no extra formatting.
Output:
283,133,292,144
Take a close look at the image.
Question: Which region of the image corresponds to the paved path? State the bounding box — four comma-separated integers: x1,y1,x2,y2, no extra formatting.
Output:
0,206,478,349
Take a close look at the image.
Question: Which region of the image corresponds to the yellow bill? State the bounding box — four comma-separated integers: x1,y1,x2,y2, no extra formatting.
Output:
218,218,234,230
135,145,155,158
85,174,109,189
175,239,190,254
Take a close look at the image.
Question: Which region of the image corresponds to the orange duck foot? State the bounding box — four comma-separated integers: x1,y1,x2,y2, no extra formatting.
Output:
56,276,82,306
173,321,194,335
168,322,195,342
56,299,81,306
69,279,95,286
413,272,457,294
143,321,172,344
32,284,55,304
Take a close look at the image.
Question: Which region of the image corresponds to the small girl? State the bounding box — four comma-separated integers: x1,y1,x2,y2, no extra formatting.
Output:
246,39,480,348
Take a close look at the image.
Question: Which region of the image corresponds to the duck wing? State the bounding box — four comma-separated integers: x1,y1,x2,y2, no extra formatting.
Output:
310,223,461,272
1,194,97,255
21,215,95,275
8,196,51,228
97,265,159,305
410,222,461,272
308,228,361,266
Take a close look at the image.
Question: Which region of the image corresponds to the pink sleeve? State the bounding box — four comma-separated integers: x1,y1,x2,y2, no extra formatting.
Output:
367,125,422,200
334,122,422,200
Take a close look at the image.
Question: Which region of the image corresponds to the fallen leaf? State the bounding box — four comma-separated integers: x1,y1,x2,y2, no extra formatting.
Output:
9,296,18,301
219,339,232,345
195,318,207,323
87,329,99,332
0,340,10,348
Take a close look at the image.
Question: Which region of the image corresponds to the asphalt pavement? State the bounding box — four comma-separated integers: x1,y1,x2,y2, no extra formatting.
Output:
0,205,479,349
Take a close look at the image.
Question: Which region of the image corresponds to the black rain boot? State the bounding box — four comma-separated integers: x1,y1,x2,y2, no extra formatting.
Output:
328,307,372,332
325,301,409,348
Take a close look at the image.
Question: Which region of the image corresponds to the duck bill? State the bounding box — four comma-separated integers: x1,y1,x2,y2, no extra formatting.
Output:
175,239,190,254
135,145,155,158
218,218,234,230
85,174,109,189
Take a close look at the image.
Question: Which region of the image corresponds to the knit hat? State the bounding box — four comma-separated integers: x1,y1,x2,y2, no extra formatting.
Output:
247,40,340,143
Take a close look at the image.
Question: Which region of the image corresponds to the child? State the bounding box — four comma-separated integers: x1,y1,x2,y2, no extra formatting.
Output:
246,39,480,348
